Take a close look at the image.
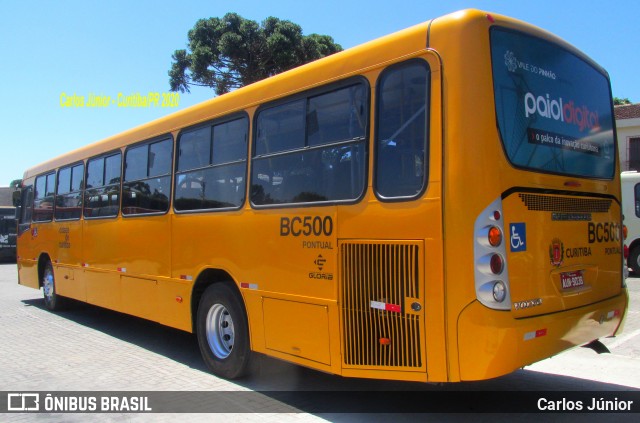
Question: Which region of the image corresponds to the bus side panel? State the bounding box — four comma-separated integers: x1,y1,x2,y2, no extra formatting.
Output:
54,219,85,300
82,214,177,323
55,266,84,300
263,298,332,365
120,275,158,321
118,214,172,278
21,222,58,287
172,207,340,373
17,259,39,289
238,208,338,371
171,210,275,339
16,212,38,289
156,278,192,332
82,219,122,311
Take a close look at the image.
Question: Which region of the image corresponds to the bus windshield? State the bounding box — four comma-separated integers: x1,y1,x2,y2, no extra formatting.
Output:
491,27,615,179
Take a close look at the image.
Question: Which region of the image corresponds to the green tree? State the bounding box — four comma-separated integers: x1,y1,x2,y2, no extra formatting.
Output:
169,13,342,95
614,97,632,106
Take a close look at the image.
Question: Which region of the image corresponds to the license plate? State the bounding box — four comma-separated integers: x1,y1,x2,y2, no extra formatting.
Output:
561,271,584,289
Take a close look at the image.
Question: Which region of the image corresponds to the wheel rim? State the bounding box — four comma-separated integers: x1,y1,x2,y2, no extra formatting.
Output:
43,267,54,304
205,303,235,359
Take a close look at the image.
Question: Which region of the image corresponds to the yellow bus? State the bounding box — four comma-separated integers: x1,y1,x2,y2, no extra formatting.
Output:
16,9,628,382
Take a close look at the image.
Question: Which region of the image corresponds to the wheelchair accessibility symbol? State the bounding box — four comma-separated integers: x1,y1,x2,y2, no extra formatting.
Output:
510,223,527,252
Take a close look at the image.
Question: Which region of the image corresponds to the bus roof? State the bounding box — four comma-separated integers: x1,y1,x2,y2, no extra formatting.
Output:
23,17,434,180
23,9,590,180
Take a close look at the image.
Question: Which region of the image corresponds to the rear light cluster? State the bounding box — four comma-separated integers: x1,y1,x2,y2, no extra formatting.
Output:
473,198,511,310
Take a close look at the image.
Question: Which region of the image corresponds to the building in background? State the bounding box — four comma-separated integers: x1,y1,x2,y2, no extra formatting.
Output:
616,103,640,171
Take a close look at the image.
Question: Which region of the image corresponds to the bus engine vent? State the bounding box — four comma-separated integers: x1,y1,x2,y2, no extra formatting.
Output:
340,241,424,370
518,193,611,213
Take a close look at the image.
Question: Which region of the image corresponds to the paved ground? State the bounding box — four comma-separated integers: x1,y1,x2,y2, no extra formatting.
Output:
0,262,638,422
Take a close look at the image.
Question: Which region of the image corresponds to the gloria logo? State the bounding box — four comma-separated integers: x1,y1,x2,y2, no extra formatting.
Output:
524,91,600,133
549,238,565,267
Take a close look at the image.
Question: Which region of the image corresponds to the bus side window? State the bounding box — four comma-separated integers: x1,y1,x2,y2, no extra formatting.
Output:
375,60,430,200
84,152,122,218
122,138,172,215
18,185,33,234
33,173,55,222
55,163,84,220
251,82,368,206
174,117,248,211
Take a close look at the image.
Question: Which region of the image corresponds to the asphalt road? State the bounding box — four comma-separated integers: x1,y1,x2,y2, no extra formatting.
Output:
0,263,638,422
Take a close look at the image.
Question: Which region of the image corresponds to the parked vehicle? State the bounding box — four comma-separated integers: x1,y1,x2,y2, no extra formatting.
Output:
0,206,17,262
622,171,640,273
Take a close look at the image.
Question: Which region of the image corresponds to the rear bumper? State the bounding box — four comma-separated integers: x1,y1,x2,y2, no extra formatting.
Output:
456,289,628,381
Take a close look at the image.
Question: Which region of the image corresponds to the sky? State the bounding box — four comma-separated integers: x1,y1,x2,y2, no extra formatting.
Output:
1,0,638,187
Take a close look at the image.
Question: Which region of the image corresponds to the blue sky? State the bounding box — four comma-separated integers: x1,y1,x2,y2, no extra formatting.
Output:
1,0,638,186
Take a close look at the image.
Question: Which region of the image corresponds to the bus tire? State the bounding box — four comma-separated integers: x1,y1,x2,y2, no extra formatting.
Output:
42,261,66,311
629,246,640,275
196,283,251,379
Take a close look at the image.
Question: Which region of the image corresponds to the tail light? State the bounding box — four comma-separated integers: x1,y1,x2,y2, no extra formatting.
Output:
490,254,504,274
488,227,502,247
474,198,511,310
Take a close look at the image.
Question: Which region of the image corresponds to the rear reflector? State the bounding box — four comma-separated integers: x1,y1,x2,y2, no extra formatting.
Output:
524,328,547,341
490,254,504,274
370,300,402,313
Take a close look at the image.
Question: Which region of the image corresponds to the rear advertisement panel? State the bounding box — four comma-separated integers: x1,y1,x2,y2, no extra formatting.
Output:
491,27,615,180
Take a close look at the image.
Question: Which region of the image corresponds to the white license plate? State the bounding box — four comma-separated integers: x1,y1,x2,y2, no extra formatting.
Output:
561,271,584,289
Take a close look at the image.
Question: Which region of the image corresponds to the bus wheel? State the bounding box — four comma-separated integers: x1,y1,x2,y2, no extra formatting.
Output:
196,283,251,379
42,261,65,311
629,247,640,275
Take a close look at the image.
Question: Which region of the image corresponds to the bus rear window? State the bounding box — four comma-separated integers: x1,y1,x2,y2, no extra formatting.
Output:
491,28,615,179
